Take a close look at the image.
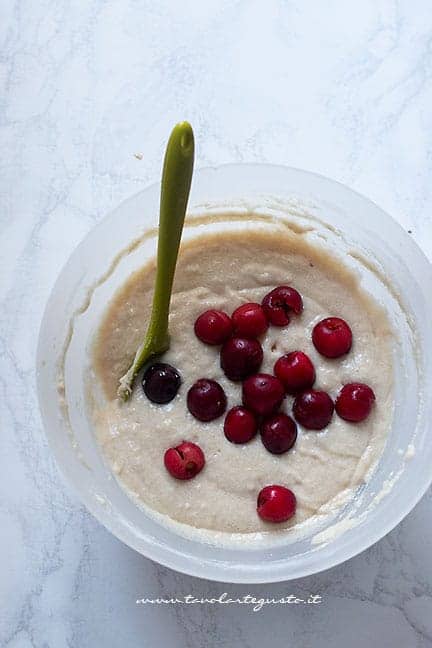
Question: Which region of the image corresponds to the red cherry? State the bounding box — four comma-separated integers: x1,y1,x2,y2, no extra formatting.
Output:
257,485,296,522
260,413,297,454
220,337,263,381
262,286,303,326
232,302,269,338
194,309,233,345
293,389,334,430
187,379,227,422
274,351,316,394
335,383,376,422
164,441,205,480
142,363,181,404
224,406,258,444
242,373,285,417
312,317,352,358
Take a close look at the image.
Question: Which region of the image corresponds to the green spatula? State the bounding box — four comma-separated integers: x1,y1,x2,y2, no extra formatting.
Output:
118,121,194,400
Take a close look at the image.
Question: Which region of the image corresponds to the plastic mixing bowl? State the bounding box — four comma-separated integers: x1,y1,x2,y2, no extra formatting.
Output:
37,164,432,583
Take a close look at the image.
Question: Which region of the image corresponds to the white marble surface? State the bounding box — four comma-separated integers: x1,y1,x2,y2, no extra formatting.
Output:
1,1,432,646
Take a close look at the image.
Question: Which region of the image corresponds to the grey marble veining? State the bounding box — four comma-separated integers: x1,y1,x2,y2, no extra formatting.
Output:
1,1,432,646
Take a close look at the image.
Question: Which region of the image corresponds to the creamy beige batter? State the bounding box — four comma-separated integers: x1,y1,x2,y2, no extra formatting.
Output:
92,229,394,534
